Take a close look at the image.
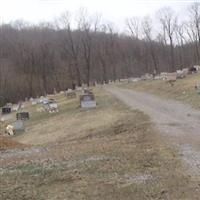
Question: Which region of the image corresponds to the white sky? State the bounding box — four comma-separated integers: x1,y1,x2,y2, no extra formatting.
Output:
0,0,198,30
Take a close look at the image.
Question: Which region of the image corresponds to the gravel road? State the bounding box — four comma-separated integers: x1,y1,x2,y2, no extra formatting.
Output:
108,87,200,179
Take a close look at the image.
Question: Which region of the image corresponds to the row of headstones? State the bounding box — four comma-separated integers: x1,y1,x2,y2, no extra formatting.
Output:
1,102,24,114
65,87,97,108
2,87,97,135
128,65,200,83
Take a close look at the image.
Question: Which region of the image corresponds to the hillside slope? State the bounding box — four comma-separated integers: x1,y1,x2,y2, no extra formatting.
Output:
119,72,200,108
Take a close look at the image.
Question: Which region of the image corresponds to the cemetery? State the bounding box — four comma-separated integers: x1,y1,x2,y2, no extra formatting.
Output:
3,1,200,199
1,85,196,200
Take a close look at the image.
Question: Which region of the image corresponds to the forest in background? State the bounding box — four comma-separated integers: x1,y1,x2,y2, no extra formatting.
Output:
1,2,200,105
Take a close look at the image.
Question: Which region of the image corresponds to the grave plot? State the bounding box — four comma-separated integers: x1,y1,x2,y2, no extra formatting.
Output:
16,112,30,120
80,93,96,108
43,99,58,113
6,120,24,136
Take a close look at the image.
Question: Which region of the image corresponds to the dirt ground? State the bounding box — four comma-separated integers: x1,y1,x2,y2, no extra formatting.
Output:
1,88,200,199
108,87,200,180
0,136,26,150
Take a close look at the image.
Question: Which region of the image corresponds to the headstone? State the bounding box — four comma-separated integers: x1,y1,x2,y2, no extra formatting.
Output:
12,104,20,112
10,120,24,132
194,65,200,71
32,100,38,105
43,100,58,113
76,87,82,91
66,91,76,99
188,66,197,74
176,70,186,79
154,75,163,80
41,98,49,104
83,88,93,95
16,112,29,120
160,72,168,80
141,73,153,81
2,106,11,114
166,73,177,86
183,68,189,76
80,94,96,108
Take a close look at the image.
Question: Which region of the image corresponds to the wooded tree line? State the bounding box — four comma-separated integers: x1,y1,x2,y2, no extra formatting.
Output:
1,3,200,105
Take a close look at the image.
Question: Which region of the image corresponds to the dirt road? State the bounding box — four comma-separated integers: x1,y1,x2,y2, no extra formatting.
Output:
107,87,200,179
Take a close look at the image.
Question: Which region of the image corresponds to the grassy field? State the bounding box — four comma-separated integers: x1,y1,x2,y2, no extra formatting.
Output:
118,72,200,109
1,87,200,199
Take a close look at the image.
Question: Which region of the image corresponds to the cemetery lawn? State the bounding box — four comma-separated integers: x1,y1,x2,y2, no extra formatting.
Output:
1,87,199,200
119,71,200,109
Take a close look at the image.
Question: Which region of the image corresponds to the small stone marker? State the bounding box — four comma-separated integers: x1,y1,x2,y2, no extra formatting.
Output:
31,99,38,105
66,91,76,99
12,104,20,112
176,70,186,79
83,88,93,95
166,72,177,86
80,94,96,108
42,98,49,104
16,112,30,120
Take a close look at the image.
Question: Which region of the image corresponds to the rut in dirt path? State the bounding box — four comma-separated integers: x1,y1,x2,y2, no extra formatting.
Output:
107,87,200,178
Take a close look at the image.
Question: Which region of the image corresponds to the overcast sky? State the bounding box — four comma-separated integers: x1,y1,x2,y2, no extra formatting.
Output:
0,0,197,30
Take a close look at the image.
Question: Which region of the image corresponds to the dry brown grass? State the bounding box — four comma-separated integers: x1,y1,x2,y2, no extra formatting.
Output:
0,136,25,150
118,72,200,109
1,87,200,200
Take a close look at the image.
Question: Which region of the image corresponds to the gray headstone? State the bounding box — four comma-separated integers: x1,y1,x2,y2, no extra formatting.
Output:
80,94,96,108
11,120,24,131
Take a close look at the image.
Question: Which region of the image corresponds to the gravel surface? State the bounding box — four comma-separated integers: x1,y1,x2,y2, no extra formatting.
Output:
108,87,200,178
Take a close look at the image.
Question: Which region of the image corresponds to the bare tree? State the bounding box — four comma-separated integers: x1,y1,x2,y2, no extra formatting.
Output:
158,7,177,71
188,2,200,63
59,11,82,86
126,17,140,39
142,16,158,74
